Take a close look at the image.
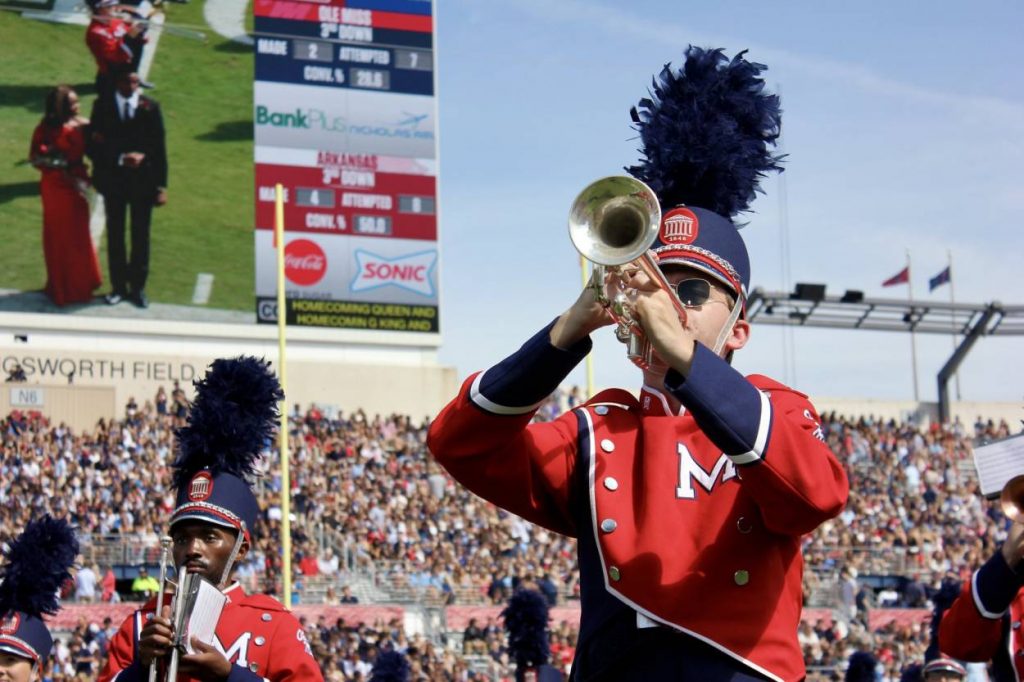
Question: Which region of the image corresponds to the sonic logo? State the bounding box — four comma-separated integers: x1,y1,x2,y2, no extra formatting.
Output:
350,249,437,297
189,472,214,502
660,207,699,245
0,613,20,635
675,445,736,499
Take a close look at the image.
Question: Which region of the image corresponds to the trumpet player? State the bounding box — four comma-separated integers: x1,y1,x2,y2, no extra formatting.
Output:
427,46,848,682
936,516,1024,678
98,357,323,682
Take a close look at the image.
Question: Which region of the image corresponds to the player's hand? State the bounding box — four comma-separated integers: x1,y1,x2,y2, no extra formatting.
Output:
627,270,696,374
178,637,232,681
549,270,615,350
137,605,174,667
1001,522,1024,572
123,152,145,168
155,188,168,206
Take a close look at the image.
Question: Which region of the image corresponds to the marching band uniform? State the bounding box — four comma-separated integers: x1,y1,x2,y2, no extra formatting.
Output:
938,551,1024,681
101,584,321,682
85,0,134,97
97,357,324,682
427,47,849,682
0,516,79,679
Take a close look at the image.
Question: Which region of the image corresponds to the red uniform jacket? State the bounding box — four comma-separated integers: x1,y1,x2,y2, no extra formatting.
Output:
86,17,132,75
97,584,323,682
940,552,1024,680
427,324,849,681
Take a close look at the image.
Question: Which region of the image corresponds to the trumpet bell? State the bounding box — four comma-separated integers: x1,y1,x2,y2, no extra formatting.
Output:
1001,475,1024,522
568,176,662,267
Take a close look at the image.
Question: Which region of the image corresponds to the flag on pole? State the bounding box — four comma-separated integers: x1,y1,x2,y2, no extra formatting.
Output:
882,267,909,287
929,266,951,292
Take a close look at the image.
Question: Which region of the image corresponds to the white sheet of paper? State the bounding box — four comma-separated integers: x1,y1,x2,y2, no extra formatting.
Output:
182,579,227,654
973,433,1024,498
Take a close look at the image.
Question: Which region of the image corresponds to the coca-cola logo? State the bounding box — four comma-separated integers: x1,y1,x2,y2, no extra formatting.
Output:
284,239,327,286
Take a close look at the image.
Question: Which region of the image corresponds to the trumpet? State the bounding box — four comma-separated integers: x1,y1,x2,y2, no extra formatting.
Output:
1002,476,1024,522
568,176,688,368
149,536,186,682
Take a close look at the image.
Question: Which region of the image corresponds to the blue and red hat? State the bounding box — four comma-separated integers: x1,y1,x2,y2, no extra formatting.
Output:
626,46,784,307
170,357,283,543
0,516,78,666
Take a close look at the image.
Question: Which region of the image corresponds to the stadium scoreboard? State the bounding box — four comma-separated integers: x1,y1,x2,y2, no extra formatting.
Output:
253,0,439,335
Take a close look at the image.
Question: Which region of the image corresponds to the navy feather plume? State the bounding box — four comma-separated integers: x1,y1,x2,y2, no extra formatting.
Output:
0,516,78,617
502,589,550,670
173,356,283,490
369,650,410,682
626,46,784,219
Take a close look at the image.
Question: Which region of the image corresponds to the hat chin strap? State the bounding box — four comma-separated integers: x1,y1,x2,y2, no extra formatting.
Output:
218,528,245,589
711,295,744,356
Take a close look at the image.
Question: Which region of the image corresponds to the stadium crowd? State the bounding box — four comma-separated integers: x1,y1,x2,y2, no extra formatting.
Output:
0,386,1019,680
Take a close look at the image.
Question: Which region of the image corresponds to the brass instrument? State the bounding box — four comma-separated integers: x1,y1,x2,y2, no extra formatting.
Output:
1001,475,1024,522
568,176,688,368
149,537,186,682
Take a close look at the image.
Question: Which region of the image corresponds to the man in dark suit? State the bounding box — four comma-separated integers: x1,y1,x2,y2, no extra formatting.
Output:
89,66,167,308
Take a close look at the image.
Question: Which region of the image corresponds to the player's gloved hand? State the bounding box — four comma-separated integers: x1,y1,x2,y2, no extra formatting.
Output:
178,636,233,681
138,605,174,667
1001,522,1024,572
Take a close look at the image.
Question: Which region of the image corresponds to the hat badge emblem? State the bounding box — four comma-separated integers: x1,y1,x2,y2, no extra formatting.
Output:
189,472,214,501
0,613,20,635
660,207,699,245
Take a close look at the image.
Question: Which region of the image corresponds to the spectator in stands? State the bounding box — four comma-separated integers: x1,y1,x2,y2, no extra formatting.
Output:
4,363,27,382
74,562,98,602
339,585,359,604
129,567,158,599
101,567,119,603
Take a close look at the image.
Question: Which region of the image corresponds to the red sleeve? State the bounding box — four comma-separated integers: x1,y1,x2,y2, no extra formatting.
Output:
86,21,132,67
265,614,324,681
939,579,1005,662
96,614,140,682
735,385,849,536
427,373,580,537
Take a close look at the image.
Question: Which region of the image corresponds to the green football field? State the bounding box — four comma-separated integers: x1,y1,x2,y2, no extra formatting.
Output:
0,1,254,312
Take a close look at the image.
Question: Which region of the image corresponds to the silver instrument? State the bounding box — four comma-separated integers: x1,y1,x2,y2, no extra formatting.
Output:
568,175,688,368
149,537,174,682
148,539,188,682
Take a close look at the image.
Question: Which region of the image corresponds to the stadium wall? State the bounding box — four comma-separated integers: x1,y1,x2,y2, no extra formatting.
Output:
0,313,456,428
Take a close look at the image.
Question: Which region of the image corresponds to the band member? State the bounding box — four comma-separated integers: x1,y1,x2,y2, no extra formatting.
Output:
0,516,79,682
427,46,848,682
502,588,561,682
85,0,139,97
98,357,324,682
937,520,1024,680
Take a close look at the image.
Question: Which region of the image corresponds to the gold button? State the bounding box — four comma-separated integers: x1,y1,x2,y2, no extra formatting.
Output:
609,566,621,581
603,477,619,491
600,439,615,453
734,570,749,586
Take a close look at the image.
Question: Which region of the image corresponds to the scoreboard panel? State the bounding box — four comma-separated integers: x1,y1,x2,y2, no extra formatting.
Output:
253,0,439,334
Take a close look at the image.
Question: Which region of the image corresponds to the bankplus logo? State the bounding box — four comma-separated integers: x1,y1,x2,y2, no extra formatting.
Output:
350,249,436,297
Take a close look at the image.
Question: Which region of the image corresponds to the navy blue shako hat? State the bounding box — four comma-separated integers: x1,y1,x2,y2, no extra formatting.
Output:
170,357,283,545
0,516,78,666
626,46,784,312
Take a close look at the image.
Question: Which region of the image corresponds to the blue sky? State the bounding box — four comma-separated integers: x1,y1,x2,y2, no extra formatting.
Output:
432,0,1024,403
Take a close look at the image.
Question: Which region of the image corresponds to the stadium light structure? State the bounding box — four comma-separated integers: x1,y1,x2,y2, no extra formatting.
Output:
747,287,1024,422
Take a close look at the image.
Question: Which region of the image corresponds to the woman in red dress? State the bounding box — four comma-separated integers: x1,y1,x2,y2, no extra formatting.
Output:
29,85,102,306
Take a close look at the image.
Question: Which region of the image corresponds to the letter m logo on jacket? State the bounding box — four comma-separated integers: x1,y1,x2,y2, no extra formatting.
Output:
675,445,737,499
